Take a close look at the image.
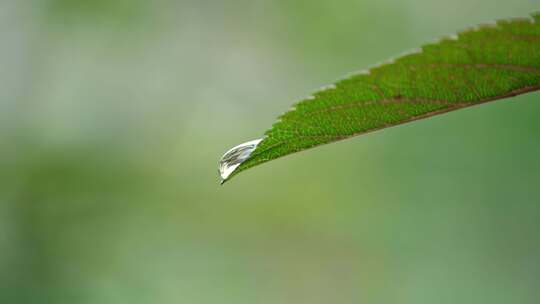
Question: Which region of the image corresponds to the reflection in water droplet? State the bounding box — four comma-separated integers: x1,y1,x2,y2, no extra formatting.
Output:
218,139,262,184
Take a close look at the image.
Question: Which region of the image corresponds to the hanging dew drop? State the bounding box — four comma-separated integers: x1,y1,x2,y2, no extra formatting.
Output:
218,139,262,184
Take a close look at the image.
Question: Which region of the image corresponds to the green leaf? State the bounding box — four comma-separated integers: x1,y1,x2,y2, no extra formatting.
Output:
220,12,540,183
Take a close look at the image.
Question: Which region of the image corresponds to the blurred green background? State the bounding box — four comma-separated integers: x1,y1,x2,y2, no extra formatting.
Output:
2,1,540,303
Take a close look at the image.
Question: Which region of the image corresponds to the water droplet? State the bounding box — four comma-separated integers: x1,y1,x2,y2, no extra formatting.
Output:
218,139,262,184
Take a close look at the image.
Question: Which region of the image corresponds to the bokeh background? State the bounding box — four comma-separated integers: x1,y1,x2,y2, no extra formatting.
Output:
2,1,540,303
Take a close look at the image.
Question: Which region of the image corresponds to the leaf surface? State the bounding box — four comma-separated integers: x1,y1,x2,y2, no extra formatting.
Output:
221,13,540,182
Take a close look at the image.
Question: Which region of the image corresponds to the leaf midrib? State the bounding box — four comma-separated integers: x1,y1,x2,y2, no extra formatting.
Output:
249,83,540,162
